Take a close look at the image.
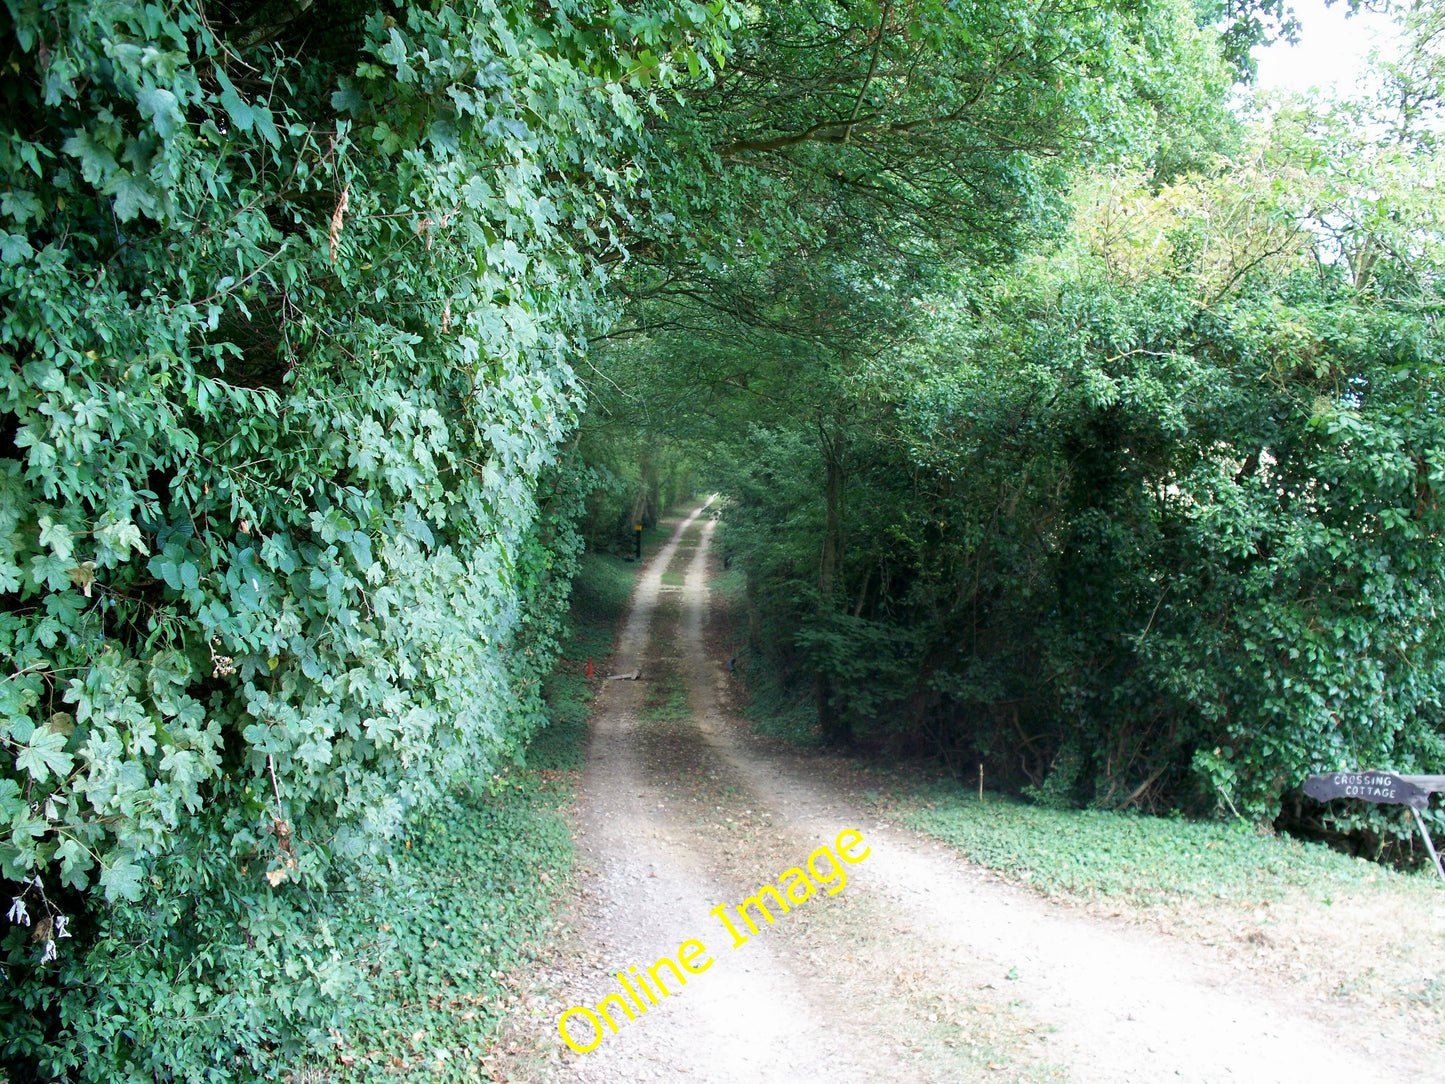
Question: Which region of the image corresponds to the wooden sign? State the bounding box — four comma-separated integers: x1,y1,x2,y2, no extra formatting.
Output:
1302,771,1428,810
1303,770,1445,884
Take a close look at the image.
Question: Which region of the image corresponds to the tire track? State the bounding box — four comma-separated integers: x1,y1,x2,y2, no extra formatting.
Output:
555,502,1041,1083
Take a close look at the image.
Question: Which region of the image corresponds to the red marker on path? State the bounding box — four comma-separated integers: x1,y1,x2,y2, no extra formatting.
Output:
586,657,593,680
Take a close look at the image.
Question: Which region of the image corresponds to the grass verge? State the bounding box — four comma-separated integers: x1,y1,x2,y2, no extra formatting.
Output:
531,551,640,772
897,783,1406,907
888,780,1445,1037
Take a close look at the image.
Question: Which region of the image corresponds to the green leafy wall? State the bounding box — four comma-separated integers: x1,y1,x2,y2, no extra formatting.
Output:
0,1,727,1077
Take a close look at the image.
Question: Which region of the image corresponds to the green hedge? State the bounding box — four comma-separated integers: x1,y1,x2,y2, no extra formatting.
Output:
0,1,727,1078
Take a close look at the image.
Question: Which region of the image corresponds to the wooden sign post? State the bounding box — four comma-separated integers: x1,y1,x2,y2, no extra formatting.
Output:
1303,771,1445,884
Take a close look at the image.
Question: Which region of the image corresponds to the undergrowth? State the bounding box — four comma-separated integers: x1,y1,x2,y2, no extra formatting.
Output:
710,541,819,747
315,780,575,1081
746,670,821,747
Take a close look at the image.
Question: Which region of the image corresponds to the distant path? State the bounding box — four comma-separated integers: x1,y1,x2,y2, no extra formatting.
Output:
537,500,1430,1084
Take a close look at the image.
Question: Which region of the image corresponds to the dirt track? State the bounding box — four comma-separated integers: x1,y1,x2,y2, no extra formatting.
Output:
515,502,1436,1083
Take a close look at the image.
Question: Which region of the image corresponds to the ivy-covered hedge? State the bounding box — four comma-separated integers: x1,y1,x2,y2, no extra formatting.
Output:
0,1,727,1077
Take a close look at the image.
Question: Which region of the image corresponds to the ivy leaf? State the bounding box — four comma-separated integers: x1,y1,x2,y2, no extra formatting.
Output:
37,515,73,561
0,777,25,822
60,128,118,186
136,85,185,139
98,851,144,902
1,189,43,225
0,558,22,593
0,231,34,264
110,171,157,222
96,517,148,558
30,551,74,591
149,649,191,695
331,81,366,115
15,725,73,783
55,836,95,888
378,28,416,83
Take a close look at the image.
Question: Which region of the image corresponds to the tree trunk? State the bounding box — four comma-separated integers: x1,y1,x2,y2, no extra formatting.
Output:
817,425,849,745
629,451,657,536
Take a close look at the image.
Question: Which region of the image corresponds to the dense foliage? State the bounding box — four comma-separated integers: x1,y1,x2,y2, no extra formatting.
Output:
715,128,1445,838
0,0,727,1077
596,5,1445,850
